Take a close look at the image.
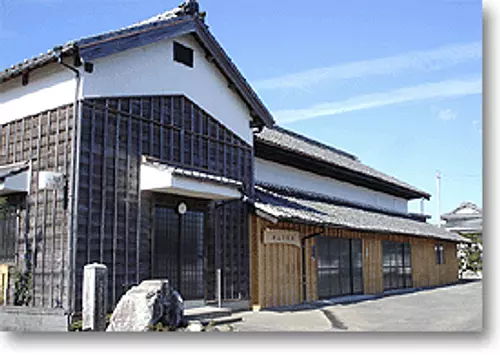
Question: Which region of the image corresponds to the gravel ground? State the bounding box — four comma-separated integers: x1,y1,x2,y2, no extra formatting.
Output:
232,281,483,332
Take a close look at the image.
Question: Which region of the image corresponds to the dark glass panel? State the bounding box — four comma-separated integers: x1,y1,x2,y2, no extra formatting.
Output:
351,239,363,269
382,241,391,266
352,273,363,294
383,267,391,289
404,267,413,288
329,269,341,297
403,243,412,267
397,268,405,288
317,237,363,298
318,269,331,298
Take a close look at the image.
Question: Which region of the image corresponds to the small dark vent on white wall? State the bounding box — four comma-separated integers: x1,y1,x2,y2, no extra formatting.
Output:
173,41,194,68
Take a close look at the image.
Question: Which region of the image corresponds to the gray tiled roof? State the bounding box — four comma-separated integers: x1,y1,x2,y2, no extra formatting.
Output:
255,126,431,199
0,7,188,83
256,182,430,221
254,185,467,243
441,201,482,219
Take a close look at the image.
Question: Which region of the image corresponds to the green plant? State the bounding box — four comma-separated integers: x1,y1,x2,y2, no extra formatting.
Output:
13,269,32,306
13,238,33,306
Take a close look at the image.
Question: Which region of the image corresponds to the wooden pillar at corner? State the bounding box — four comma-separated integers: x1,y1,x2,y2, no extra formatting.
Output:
249,214,264,310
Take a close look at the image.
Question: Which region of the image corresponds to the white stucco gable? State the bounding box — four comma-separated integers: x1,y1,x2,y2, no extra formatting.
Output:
82,34,255,145
0,63,78,125
0,36,258,145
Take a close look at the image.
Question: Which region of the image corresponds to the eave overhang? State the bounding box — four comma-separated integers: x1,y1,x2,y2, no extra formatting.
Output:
0,161,30,196
140,158,243,201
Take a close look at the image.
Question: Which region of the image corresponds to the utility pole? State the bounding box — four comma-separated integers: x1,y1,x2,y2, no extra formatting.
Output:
436,170,441,227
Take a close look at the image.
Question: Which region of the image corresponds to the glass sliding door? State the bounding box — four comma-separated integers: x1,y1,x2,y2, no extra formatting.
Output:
317,237,340,297
351,239,363,294
317,237,363,299
382,240,412,291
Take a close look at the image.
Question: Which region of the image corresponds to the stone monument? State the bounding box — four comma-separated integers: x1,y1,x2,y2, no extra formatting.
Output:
82,263,108,331
106,279,185,332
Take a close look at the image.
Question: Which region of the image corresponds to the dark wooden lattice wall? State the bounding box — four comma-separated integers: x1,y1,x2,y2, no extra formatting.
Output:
0,95,253,312
0,104,74,309
76,95,253,311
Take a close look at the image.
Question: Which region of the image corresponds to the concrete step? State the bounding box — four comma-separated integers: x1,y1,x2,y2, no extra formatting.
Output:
184,306,232,321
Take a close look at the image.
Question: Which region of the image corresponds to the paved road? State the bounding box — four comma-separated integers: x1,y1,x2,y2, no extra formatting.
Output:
232,281,482,332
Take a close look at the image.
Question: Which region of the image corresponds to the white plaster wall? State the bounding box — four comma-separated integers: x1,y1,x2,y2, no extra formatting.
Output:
255,158,408,214
0,63,78,124
83,35,254,145
455,207,478,215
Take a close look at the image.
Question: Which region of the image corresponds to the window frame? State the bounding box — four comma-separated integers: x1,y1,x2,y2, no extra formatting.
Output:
435,243,445,265
382,240,412,290
317,237,363,298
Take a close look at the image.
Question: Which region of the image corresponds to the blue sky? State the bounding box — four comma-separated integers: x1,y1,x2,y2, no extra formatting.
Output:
0,0,482,222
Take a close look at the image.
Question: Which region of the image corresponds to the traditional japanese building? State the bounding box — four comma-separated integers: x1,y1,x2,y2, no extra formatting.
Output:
0,1,466,320
248,127,466,308
441,202,483,237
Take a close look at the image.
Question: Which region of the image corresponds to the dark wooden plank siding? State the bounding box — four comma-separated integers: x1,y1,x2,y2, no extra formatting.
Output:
0,104,74,309
75,95,253,311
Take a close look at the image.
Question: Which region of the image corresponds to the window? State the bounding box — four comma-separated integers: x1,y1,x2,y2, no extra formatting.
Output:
173,41,194,68
435,243,445,264
0,200,19,263
382,240,412,290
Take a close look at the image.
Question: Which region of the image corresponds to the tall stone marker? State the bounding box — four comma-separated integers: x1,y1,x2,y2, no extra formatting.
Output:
83,263,108,331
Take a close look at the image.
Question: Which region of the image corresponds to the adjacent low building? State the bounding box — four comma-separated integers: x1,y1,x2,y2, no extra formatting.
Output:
0,0,467,321
441,202,482,238
441,202,482,279
248,127,465,308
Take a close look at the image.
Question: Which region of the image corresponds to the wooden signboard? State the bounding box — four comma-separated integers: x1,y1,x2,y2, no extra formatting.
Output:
263,229,301,248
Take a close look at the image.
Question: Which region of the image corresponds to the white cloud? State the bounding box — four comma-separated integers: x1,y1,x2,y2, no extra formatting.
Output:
274,77,481,124
254,42,481,90
437,108,457,121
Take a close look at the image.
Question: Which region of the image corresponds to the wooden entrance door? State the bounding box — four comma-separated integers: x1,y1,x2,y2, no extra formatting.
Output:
153,206,205,300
